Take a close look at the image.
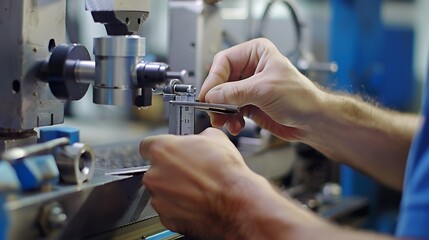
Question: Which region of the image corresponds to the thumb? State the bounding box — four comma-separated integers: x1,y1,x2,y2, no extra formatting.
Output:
204,75,260,107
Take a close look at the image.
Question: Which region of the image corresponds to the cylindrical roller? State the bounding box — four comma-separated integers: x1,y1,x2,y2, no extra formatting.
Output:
93,35,145,105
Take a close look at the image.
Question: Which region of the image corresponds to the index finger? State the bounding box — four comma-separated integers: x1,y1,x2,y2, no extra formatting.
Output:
139,135,176,162
199,39,266,102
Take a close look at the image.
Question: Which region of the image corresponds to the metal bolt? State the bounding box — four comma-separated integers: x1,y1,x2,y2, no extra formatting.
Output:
39,202,67,236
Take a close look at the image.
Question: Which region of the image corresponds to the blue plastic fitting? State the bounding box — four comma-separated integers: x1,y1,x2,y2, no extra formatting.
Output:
11,155,60,191
39,126,80,144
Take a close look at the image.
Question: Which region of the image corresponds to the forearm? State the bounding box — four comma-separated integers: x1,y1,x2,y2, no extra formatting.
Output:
226,173,394,240
301,91,421,190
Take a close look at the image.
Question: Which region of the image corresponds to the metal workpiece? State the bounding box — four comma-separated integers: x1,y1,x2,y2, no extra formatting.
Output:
93,35,146,57
55,143,95,185
42,44,92,101
0,0,67,130
93,35,145,106
86,0,151,35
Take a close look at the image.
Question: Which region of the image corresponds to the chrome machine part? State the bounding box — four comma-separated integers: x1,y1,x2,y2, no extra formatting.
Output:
55,143,95,185
74,61,96,85
93,35,146,106
0,0,67,152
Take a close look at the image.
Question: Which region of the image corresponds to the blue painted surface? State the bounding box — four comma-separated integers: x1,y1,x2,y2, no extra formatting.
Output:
0,195,7,240
0,162,21,192
11,155,59,191
330,0,415,233
0,161,21,240
39,126,80,144
146,230,179,240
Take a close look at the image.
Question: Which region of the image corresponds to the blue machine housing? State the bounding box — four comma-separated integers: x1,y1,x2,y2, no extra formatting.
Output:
330,0,415,233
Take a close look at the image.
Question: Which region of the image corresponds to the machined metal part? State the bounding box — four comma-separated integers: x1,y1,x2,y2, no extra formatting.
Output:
0,0,66,130
93,35,145,106
75,61,96,85
39,202,68,236
134,62,170,88
55,143,95,185
2,137,69,162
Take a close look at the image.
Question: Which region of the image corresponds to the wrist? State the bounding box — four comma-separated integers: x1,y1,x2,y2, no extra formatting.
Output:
221,171,325,240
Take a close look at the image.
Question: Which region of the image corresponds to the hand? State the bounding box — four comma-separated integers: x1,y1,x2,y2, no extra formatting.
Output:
199,38,324,140
140,128,251,238
140,128,321,239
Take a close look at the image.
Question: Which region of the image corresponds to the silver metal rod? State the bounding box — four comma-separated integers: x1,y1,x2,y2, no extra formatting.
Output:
1,137,69,162
75,60,95,84
105,165,150,176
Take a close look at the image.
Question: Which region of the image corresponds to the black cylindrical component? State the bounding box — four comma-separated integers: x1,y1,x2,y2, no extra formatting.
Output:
45,44,91,101
135,62,170,88
134,88,153,107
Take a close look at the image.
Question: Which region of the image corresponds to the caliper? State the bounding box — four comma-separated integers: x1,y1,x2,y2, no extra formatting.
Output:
163,80,240,135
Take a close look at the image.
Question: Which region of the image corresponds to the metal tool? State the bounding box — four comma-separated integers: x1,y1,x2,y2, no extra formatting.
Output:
1,137,69,162
171,101,240,115
105,165,150,176
163,80,240,135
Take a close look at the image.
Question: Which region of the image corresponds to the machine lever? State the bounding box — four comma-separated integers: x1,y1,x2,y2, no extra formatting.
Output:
2,137,69,162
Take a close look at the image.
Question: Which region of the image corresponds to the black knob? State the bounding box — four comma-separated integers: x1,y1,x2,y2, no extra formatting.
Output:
45,44,91,101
